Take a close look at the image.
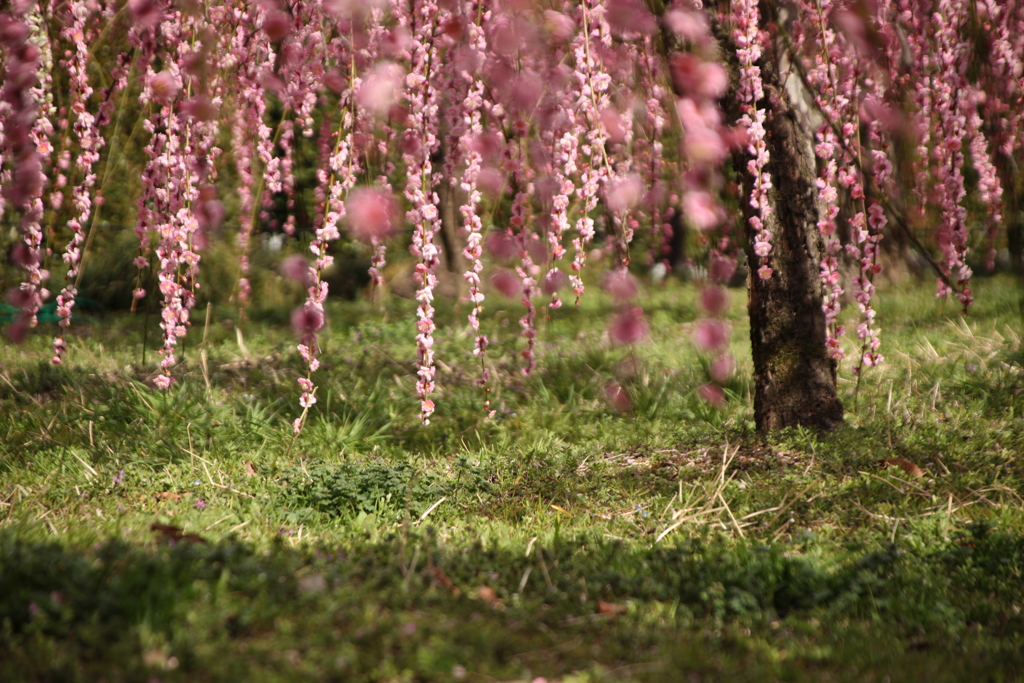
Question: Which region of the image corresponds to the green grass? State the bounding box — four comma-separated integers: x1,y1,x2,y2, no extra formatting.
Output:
2,273,1024,682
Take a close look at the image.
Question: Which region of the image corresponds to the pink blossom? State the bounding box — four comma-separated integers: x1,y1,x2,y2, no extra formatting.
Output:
358,62,405,117
291,305,325,335
709,354,736,384
606,381,633,412
150,71,179,103
477,167,505,197
602,268,639,303
600,108,629,144
682,190,722,231
606,175,643,213
671,55,727,101
262,10,291,42
542,269,566,295
543,10,575,43
693,320,728,351
698,383,725,408
609,306,649,345
487,270,520,296
486,230,518,261
708,257,737,285
280,255,310,283
605,0,657,37
127,0,163,29
665,9,709,43
346,187,400,243
700,287,729,316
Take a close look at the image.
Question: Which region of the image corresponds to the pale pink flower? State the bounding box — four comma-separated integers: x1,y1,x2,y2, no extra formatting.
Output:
709,354,736,384
542,269,566,295
606,175,643,214
150,71,179,103
665,9,709,42
346,187,400,243
280,255,310,283
602,268,639,303
605,0,657,37
708,257,737,285
477,167,505,197
358,62,405,117
682,190,723,231
693,320,728,351
600,108,629,145
543,10,575,43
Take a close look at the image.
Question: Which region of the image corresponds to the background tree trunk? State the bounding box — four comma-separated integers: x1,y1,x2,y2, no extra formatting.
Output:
715,12,844,433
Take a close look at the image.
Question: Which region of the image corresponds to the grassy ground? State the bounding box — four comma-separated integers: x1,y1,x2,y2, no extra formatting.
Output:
2,273,1024,682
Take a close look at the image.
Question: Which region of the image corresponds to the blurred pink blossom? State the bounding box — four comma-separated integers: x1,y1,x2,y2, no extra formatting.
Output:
609,306,649,345
291,305,325,335
708,257,736,285
491,269,521,299
150,70,179,103
602,268,639,303
280,255,310,283
542,269,566,295
665,9,709,42
698,383,725,408
606,175,643,213
682,190,723,231
346,187,400,243
358,62,405,117
709,354,736,384
693,320,728,351
700,286,729,316
486,230,517,260
127,0,163,29
606,381,633,412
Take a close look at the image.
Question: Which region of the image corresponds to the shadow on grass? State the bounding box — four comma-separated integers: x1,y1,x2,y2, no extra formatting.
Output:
2,526,1022,682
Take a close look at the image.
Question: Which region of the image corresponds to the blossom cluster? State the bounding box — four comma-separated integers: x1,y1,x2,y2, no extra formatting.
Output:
1,0,1019,428
733,0,773,281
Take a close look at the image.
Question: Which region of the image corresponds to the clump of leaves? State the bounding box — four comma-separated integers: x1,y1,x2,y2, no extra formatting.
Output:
281,459,450,518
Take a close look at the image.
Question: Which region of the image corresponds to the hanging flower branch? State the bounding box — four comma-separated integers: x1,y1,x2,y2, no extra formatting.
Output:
3,0,1021,426
732,0,772,281
457,2,493,414
2,3,51,343
403,0,444,424
52,1,104,364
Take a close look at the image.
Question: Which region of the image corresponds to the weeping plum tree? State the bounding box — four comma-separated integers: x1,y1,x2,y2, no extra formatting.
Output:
1,0,1021,433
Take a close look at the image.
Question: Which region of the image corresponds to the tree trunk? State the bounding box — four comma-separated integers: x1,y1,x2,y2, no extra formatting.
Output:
716,13,844,433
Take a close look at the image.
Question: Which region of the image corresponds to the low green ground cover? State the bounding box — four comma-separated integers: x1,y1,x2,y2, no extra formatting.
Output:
2,275,1023,682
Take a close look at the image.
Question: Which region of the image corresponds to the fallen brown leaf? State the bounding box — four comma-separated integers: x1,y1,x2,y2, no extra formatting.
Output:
155,492,182,501
477,585,504,608
151,522,207,544
425,565,462,596
243,461,258,477
883,457,925,479
597,601,627,615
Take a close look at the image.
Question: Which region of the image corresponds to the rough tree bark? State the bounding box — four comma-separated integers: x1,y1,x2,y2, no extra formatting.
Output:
714,11,845,433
